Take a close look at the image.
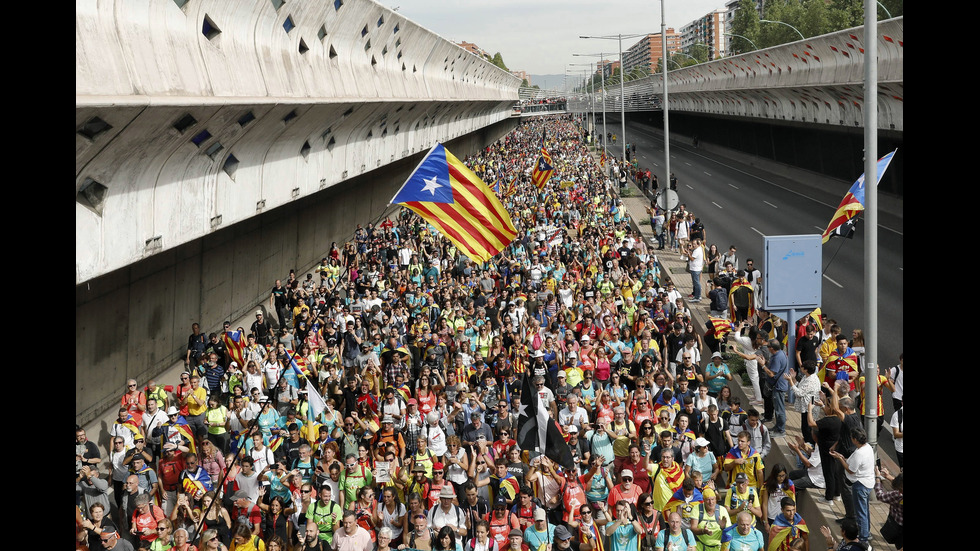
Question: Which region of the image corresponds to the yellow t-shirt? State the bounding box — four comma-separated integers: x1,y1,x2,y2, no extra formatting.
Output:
188,387,208,416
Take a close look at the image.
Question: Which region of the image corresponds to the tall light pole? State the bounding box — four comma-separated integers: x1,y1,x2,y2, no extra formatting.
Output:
862,0,880,453
569,64,595,137
572,53,608,157
724,32,758,54
581,33,647,168
660,0,671,192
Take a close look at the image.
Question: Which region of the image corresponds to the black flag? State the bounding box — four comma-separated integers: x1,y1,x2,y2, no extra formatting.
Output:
516,374,575,472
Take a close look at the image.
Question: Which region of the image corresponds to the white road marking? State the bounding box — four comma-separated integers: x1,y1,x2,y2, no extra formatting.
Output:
750,227,765,236
642,155,647,159
763,201,778,208
728,184,739,189
686,184,694,190
823,274,844,288
624,123,903,236
684,162,692,166
813,226,824,232
712,202,723,209
704,172,712,176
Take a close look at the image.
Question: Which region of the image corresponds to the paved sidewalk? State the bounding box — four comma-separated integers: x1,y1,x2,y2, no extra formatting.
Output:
600,153,900,550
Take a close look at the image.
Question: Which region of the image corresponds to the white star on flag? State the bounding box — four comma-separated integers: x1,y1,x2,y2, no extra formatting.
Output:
421,176,441,195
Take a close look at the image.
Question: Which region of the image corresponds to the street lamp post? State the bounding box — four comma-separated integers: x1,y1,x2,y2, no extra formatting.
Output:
724,32,758,54
570,62,598,145
759,19,805,41
572,53,609,158
581,33,648,169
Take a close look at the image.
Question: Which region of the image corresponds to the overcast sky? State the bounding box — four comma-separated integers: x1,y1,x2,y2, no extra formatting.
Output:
388,0,727,78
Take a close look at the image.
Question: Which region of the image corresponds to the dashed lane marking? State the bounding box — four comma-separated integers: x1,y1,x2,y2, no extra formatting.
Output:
823,274,844,288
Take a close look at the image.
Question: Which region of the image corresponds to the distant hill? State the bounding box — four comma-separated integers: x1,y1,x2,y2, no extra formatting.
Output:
529,74,567,91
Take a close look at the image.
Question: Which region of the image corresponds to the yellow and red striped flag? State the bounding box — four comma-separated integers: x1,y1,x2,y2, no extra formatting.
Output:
391,143,517,263
531,149,555,190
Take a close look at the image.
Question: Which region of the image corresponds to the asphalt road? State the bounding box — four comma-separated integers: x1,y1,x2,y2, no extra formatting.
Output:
601,117,903,460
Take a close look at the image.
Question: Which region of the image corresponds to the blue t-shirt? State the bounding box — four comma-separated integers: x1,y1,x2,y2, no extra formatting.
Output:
727,528,765,550
685,452,716,481
704,363,731,394
654,529,695,549
611,522,639,551
524,524,555,551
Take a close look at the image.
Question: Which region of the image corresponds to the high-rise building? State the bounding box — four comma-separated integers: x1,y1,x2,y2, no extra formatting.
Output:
680,9,727,61
622,31,681,74
725,0,765,54
512,70,531,85
599,60,620,79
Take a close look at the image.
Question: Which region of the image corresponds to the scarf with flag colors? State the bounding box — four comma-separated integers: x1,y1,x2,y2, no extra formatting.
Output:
391,143,517,263
768,512,808,550
663,487,703,517
723,446,762,485
651,461,685,511
652,393,679,420
822,348,859,386
821,150,896,243
222,330,247,367
117,415,143,439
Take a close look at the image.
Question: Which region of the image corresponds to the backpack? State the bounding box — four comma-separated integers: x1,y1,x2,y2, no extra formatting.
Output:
409,528,437,549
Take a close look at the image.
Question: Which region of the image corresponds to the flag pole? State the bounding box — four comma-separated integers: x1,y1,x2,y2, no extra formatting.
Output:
387,142,443,206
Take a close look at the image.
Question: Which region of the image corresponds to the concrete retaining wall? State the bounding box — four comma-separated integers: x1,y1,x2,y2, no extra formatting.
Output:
76,117,518,429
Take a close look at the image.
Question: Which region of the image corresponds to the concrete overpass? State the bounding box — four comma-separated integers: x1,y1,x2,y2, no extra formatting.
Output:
569,17,904,132
76,0,520,424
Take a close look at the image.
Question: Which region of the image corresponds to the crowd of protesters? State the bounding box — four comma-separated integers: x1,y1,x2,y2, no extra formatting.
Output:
76,114,902,551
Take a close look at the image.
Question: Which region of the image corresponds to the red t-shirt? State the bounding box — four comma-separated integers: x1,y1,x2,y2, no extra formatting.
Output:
158,453,186,491
132,505,166,541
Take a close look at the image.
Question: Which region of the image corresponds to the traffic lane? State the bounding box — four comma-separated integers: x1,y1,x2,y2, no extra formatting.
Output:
619,120,904,366
615,127,904,459
621,120,904,235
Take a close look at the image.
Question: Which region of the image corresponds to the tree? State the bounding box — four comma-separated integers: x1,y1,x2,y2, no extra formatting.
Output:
491,52,509,71
521,78,529,87
798,0,829,39
729,0,761,54
689,43,709,63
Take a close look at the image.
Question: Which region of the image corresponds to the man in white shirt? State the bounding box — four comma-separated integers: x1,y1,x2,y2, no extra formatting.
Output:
830,427,874,546
141,399,167,458
687,238,705,302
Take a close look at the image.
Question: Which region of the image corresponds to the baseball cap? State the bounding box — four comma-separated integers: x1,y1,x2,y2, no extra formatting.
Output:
735,473,749,483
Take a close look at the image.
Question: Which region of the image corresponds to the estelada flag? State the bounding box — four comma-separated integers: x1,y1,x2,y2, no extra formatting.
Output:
531,151,555,190
392,143,517,263
821,150,896,243
222,329,247,367
768,512,808,551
